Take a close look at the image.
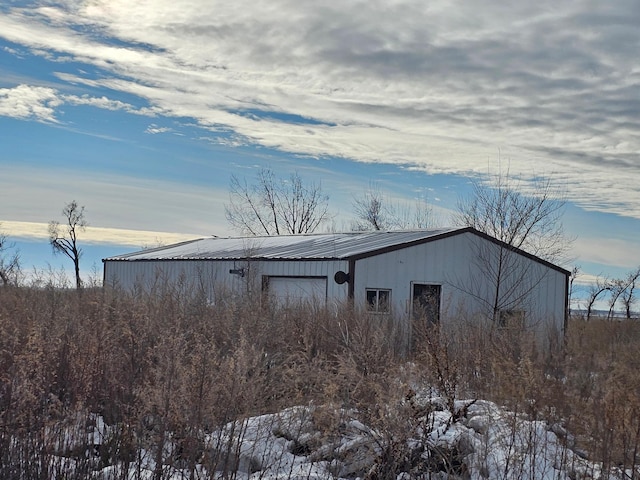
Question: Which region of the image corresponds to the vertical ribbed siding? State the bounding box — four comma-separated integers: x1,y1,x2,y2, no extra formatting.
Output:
352,231,567,340
104,258,351,305
103,231,567,345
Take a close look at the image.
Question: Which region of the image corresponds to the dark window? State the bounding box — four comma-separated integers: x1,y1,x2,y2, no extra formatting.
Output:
412,284,441,326
498,309,525,329
366,289,391,313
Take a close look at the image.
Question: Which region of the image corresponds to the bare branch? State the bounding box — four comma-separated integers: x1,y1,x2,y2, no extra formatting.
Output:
352,184,434,231
224,168,330,236
453,169,572,322
49,200,87,290
225,174,273,235
586,277,612,321
621,267,640,319
0,225,21,286
455,172,571,263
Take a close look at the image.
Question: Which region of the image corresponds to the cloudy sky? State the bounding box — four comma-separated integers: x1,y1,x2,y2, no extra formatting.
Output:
1,1,639,296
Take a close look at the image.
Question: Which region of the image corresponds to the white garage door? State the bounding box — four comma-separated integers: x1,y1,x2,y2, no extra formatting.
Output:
267,276,327,305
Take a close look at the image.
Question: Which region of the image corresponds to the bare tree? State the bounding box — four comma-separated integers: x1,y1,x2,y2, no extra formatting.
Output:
225,168,330,235
408,196,434,230
455,170,570,263
607,278,628,320
578,269,640,321
621,267,640,319
49,200,87,290
0,225,20,287
568,265,580,316
453,169,572,322
352,183,434,231
352,185,386,231
585,277,612,321
586,267,640,320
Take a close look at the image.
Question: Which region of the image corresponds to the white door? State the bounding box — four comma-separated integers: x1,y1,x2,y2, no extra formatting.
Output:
267,276,327,305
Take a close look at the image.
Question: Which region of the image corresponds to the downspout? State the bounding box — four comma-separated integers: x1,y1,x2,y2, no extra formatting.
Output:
348,259,355,304
564,271,570,341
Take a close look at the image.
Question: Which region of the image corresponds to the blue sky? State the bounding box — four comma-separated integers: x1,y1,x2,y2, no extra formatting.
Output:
1,1,639,308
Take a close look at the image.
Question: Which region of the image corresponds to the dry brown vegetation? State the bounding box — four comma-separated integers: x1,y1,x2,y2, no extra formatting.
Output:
1,281,639,478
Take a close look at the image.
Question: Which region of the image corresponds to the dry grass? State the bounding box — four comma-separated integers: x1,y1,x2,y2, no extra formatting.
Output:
0,282,639,478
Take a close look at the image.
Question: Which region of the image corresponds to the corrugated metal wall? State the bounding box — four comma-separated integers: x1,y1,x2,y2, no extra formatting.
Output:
104,258,350,305
104,231,567,347
353,231,567,343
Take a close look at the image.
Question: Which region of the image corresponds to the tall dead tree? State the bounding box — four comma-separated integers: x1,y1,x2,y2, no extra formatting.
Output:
225,168,330,235
49,200,87,290
586,277,612,321
456,172,569,263
352,185,386,231
352,183,433,231
568,266,580,316
588,267,640,320
0,226,20,286
607,278,628,320
621,267,640,319
454,170,572,322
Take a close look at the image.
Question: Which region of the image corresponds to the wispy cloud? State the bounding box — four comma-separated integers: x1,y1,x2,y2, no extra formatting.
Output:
1,1,639,219
0,166,231,236
572,236,640,270
145,123,171,134
64,94,134,112
0,220,198,247
0,84,154,122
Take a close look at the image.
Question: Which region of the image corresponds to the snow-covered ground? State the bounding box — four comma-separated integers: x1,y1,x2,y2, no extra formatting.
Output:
40,391,633,480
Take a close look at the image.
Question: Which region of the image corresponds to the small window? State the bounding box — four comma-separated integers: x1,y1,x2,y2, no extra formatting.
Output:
366,289,391,314
498,309,525,329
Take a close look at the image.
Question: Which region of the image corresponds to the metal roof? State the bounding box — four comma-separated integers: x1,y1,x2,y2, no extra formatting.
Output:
103,227,464,261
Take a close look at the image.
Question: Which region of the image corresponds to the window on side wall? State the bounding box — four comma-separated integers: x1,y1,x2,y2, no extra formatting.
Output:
498,309,525,329
366,289,391,314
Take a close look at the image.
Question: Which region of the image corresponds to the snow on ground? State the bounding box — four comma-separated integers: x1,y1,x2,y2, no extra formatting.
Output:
41,393,632,479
